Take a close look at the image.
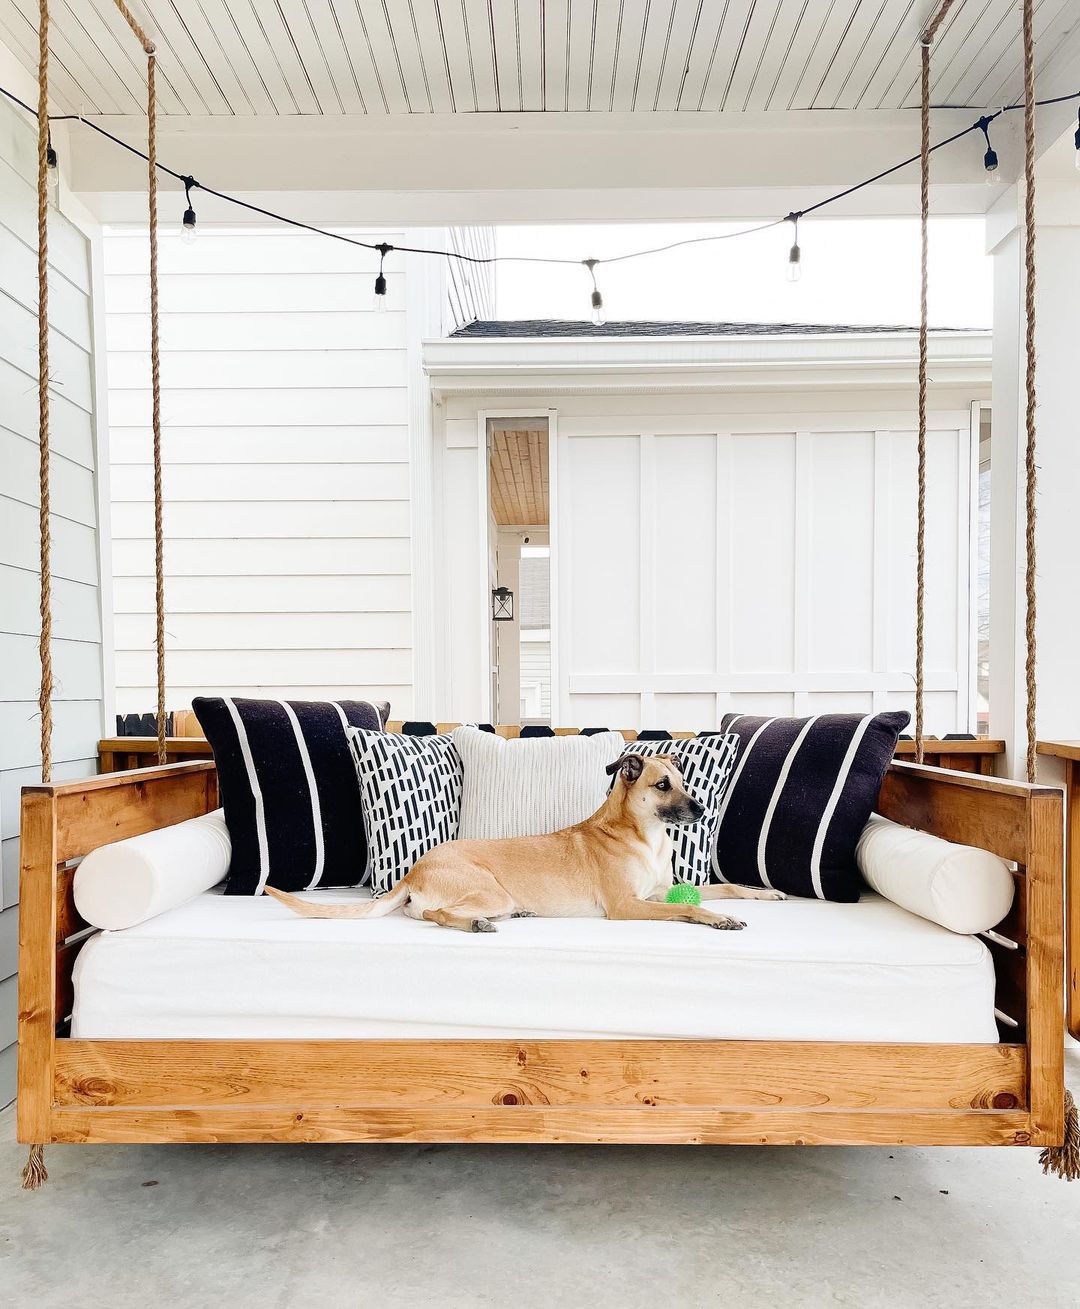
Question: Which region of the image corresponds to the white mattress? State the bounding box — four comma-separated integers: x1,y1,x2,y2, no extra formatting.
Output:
71,890,998,1043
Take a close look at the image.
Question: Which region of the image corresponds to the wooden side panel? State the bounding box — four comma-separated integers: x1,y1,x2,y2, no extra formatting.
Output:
52,1040,1027,1112
1025,788,1065,1146
17,791,57,1145
46,1105,1036,1147
47,762,217,862
878,763,1032,862
1066,759,1080,1041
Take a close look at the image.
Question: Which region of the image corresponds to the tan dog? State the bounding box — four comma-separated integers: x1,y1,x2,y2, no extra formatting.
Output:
266,753,783,933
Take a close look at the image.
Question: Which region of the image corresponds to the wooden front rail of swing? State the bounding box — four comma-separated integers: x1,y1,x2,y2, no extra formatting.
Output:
18,759,1065,1150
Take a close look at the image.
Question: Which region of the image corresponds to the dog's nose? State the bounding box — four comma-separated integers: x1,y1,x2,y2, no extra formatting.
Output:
689,799,705,821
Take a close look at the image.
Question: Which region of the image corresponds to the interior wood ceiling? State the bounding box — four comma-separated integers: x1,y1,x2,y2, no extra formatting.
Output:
490,427,549,527
0,0,1073,118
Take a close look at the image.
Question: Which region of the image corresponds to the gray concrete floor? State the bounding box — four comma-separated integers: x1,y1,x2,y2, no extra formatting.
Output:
3,1049,1079,1309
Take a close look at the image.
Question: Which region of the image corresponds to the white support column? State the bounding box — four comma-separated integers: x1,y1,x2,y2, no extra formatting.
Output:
987,159,1080,777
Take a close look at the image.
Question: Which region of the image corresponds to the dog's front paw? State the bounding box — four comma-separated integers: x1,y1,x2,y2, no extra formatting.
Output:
471,918,496,933
710,916,746,931
760,890,787,901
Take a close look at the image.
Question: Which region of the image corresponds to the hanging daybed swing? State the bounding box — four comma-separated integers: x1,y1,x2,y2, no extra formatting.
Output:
16,0,1078,1188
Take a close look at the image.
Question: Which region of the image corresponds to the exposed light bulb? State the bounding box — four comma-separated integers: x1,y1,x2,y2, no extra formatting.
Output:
373,242,392,312
590,288,605,326
45,142,59,204
787,242,802,283
180,177,198,245
983,146,1000,185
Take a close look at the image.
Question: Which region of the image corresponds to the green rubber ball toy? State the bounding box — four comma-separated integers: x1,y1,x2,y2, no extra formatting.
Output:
665,883,702,906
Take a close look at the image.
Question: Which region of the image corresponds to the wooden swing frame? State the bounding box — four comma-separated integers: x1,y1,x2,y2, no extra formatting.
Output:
17,748,1064,1149
18,0,1072,1173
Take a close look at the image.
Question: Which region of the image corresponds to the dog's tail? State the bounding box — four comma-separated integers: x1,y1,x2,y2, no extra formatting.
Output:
264,881,409,920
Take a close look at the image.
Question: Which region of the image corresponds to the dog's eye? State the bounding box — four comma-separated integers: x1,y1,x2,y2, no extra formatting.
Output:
655,778,671,791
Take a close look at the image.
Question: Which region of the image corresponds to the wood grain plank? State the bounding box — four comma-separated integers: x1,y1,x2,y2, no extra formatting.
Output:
47,1105,1037,1147
878,763,1039,863
17,791,56,1144
50,765,218,863
1025,787,1065,1146
52,1040,1026,1112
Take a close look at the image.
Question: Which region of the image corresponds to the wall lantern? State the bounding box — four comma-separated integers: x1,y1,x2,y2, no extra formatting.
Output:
491,586,514,622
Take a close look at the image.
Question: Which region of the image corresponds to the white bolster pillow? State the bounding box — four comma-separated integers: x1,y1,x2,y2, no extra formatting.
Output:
74,809,231,930
856,813,1014,935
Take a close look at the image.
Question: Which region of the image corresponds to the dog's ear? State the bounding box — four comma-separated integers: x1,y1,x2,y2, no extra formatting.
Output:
605,754,644,784
669,753,684,775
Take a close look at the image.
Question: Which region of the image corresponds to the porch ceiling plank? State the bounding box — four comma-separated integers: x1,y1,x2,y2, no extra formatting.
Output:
978,0,1078,111
432,0,479,113
297,0,371,116
826,0,920,113
406,0,458,114
39,0,146,116
786,0,863,111
76,0,199,118
121,0,235,115
854,0,926,112
0,0,117,115
742,0,814,114
460,0,500,112
489,0,524,113
646,0,704,114
606,0,650,112
1,0,1063,123
198,0,300,115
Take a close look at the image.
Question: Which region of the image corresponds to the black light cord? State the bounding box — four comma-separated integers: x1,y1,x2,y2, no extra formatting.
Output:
3,81,1079,275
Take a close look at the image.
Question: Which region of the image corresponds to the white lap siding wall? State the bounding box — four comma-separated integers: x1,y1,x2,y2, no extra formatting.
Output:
0,98,107,1103
103,228,416,716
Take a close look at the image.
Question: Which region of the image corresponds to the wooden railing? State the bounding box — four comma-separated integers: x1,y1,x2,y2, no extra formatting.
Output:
98,732,1006,776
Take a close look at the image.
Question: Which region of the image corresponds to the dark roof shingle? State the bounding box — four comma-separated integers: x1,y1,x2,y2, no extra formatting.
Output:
450,319,976,339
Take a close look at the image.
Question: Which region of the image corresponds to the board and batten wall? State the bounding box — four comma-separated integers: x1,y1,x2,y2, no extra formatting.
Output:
433,381,983,732
0,97,107,1103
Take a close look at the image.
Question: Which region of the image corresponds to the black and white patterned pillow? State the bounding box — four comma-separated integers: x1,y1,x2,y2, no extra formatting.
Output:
713,711,909,902
193,696,387,895
348,728,463,893
619,734,739,886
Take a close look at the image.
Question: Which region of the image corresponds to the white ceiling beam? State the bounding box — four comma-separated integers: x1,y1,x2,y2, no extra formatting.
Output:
67,106,1033,223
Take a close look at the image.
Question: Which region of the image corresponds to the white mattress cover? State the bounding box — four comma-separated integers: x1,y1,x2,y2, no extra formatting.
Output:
71,890,998,1043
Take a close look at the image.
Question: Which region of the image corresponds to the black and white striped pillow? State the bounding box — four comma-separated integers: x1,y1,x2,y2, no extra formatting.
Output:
193,696,387,895
713,711,909,902
620,735,739,885
349,728,464,893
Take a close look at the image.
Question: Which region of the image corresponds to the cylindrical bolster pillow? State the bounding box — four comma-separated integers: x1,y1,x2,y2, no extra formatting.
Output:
856,813,1014,935
74,809,231,930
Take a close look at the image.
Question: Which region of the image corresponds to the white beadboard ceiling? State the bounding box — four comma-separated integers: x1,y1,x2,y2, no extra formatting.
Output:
1,0,1076,118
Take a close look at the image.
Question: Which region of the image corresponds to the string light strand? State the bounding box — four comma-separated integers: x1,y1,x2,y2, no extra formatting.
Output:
5,81,1079,310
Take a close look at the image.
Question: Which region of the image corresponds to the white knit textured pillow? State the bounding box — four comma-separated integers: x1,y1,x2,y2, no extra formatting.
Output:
454,728,625,840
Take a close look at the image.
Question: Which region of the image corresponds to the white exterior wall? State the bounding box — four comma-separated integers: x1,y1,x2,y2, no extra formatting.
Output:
429,357,988,732
0,97,107,1103
103,228,419,717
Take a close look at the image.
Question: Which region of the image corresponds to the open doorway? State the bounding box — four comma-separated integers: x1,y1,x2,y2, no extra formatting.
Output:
487,418,551,725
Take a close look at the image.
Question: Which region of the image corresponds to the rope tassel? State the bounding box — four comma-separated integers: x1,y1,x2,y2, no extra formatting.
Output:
1040,1090,1080,1181
21,1144,47,1190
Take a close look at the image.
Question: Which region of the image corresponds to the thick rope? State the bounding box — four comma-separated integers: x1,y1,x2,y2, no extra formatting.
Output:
36,0,52,786
25,0,53,1191
147,52,166,765
916,39,930,765
912,0,960,765
1021,0,1039,786
112,0,155,54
